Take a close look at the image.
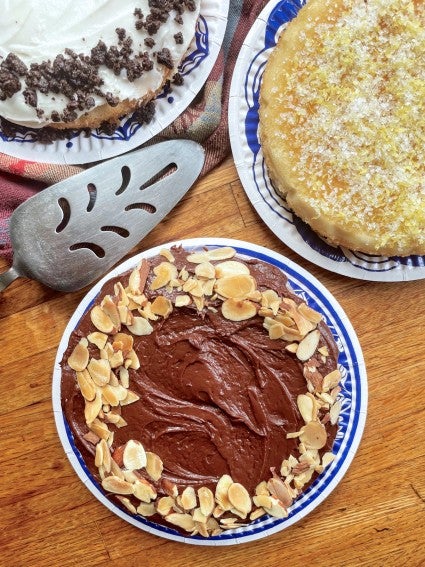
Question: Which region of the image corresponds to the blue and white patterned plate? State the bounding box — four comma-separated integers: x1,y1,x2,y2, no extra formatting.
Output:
0,0,228,165
52,237,367,546
229,0,425,282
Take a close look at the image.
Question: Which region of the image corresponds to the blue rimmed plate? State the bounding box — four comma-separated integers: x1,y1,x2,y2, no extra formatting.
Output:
0,0,228,165
229,0,425,282
52,237,367,545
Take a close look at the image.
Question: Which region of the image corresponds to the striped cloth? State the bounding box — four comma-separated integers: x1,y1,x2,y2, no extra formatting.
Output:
0,0,266,261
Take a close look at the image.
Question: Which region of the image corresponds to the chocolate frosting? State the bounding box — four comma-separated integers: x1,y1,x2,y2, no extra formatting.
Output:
61,247,338,518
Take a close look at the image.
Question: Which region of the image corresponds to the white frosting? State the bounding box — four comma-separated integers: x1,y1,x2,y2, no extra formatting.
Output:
0,0,200,127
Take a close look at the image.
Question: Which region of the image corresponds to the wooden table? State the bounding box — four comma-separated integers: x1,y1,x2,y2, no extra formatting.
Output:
1,156,424,567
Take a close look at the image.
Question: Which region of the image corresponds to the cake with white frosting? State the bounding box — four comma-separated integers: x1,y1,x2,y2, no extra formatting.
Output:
0,0,200,131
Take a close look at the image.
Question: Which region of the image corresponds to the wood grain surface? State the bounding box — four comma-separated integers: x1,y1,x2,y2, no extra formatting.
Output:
1,156,424,567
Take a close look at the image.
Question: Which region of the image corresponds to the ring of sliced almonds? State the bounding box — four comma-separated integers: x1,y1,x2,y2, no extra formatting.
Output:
66,246,342,537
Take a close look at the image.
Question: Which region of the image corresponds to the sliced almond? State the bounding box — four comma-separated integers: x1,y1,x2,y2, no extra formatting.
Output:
112,332,134,355
215,260,250,278
119,366,130,388
180,486,197,510
90,305,115,334
87,358,111,387
156,496,175,516
264,498,289,519
221,298,256,321
101,295,121,331
150,296,173,318
227,482,252,516
133,478,157,502
206,247,236,261
253,494,274,509
267,477,293,508
128,259,150,295
296,329,321,361
126,316,153,336
150,262,178,290
123,439,147,471
299,421,328,450
330,399,342,425
322,369,341,392
125,349,140,370
195,261,216,279
136,502,156,517
175,294,191,307
101,384,122,407
215,274,256,300
116,496,137,515
268,322,285,340
146,452,163,482
255,481,269,496
215,474,233,511
87,332,108,350
166,512,196,532
76,369,96,401
298,302,323,324
84,389,103,424
89,418,110,440
321,452,336,469
120,390,140,406
101,475,134,495
297,394,315,424
198,487,215,517
68,340,90,372
250,508,267,521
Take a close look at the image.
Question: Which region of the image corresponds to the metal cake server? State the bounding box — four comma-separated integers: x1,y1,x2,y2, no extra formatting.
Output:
0,139,204,292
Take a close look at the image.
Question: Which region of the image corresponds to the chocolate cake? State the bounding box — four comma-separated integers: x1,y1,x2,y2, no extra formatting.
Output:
60,245,342,537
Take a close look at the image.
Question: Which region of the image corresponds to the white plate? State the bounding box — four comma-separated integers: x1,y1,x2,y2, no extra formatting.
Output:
229,0,425,282
52,237,367,546
0,0,228,165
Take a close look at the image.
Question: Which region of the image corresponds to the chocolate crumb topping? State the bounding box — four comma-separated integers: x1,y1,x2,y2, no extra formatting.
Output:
156,48,174,69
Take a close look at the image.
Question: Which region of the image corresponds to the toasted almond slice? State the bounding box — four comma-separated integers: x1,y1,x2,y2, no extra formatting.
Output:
128,259,150,295
195,261,216,279
299,421,328,450
146,452,163,482
322,369,341,392
120,390,140,406
285,342,299,354
193,507,208,524
180,486,197,510
123,440,147,471
76,369,96,401
150,262,178,290
87,332,108,350
112,332,134,355
87,358,111,387
186,251,209,264
318,345,329,357
166,512,196,532
298,302,323,324
264,499,289,519
297,394,315,424
175,294,191,307
109,350,124,369
114,281,130,306
296,329,321,361
227,483,252,516
89,418,110,440
250,508,267,521
150,296,173,318
198,487,215,517
160,248,175,263
261,289,280,309
253,494,274,509
94,439,104,468
84,389,103,424
221,298,256,322
268,322,285,340
206,247,236,261
219,516,241,527
212,505,225,518
215,260,250,278
136,502,156,517
156,496,175,516
90,305,115,334
115,496,137,515
133,478,157,502
101,295,121,331
267,477,293,508
321,452,336,469
215,474,233,511
68,340,89,372
126,316,153,336
96,438,111,473
119,366,130,389
255,481,269,496
125,349,140,370
101,475,134,495
101,384,122,407
330,399,342,425
215,274,256,300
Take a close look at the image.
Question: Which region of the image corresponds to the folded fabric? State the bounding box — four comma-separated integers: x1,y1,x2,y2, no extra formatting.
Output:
0,0,267,262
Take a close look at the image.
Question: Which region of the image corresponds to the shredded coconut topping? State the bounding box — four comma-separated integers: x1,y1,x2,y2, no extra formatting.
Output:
275,0,425,250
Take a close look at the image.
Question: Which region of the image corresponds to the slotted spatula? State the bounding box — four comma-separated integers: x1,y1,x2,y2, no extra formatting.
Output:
0,139,204,292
